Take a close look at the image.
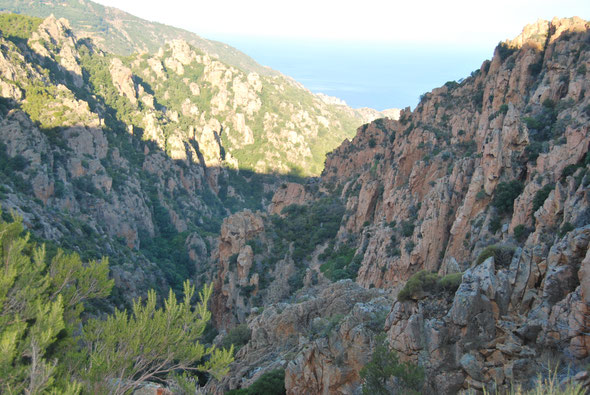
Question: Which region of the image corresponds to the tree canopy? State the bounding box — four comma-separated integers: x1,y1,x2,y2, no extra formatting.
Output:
0,210,232,394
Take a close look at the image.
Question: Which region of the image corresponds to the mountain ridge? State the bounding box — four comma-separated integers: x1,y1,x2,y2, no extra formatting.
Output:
0,0,278,75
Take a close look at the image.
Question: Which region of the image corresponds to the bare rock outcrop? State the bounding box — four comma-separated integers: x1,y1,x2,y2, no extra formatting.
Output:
207,281,390,394
269,182,308,215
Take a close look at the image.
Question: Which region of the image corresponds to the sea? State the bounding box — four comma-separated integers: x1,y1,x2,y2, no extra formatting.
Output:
208,36,494,111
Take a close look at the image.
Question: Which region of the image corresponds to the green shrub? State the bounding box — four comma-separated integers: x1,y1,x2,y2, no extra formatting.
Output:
559,222,575,238
496,42,516,61
513,224,529,242
272,198,344,264
492,180,524,215
320,245,360,281
401,220,415,237
457,139,477,157
387,234,401,257
288,269,305,290
398,270,463,302
438,273,463,292
221,323,251,351
532,183,554,212
360,334,424,395
476,190,487,201
475,244,516,267
227,369,286,395
528,59,543,75
404,240,416,253
523,102,558,144
229,253,239,266
397,271,438,301
562,164,581,179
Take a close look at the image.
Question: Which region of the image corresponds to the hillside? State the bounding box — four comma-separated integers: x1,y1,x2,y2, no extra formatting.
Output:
0,0,274,74
0,6,391,177
0,7,394,303
206,17,590,394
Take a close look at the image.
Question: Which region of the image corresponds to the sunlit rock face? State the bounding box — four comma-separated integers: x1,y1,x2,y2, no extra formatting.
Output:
210,18,590,394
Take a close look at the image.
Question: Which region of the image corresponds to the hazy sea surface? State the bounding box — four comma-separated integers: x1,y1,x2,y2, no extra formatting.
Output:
208,36,493,111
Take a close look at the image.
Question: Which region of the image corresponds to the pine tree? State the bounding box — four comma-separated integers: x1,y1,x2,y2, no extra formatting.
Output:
0,210,233,393
0,211,111,393
81,281,234,394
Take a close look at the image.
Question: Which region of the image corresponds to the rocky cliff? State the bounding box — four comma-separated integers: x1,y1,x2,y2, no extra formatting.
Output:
211,17,590,394
0,11,390,310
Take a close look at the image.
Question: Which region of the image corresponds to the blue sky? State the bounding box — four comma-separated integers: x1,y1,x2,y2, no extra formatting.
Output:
92,1,590,109
94,0,589,48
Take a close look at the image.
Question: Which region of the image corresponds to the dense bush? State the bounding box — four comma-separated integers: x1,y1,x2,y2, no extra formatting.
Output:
397,270,464,301
288,269,305,291
475,244,516,267
320,245,361,281
513,224,530,243
496,42,517,61
227,369,286,395
559,222,575,238
492,180,524,215
221,323,252,351
271,197,344,264
528,59,543,76
397,271,439,301
522,98,566,155
488,215,502,233
401,220,415,237
438,273,463,291
386,234,401,257
360,334,424,394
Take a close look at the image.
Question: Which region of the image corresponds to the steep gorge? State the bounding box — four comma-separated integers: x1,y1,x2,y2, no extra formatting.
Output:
1,7,590,395
0,12,387,308
209,17,590,394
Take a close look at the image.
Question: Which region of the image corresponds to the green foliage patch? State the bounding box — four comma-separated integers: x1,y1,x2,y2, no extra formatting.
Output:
0,212,232,393
221,323,252,352
532,183,554,212
513,224,530,243
0,13,43,44
227,369,286,395
492,180,524,215
271,197,345,265
360,334,424,395
319,244,361,281
475,243,516,267
496,42,517,61
397,270,463,302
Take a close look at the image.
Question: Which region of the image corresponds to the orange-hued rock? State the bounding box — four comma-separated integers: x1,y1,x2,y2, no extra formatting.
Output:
218,210,264,262
217,18,590,394
206,281,390,394
212,210,265,329
270,182,308,215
